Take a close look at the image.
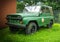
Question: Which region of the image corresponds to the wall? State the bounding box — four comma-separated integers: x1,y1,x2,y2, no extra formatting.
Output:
0,0,16,28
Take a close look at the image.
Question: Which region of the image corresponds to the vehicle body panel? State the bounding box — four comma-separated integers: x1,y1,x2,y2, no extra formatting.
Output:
22,13,54,26
6,5,54,29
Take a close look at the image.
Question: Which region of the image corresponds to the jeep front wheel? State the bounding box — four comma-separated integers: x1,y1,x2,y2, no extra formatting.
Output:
25,22,37,34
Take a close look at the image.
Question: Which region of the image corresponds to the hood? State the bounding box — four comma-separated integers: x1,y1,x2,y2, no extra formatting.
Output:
9,12,39,17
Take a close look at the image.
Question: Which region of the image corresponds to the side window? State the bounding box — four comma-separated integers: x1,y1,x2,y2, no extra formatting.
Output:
41,7,50,13
45,8,50,13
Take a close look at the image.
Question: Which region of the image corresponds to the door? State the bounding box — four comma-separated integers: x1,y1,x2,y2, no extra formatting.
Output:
38,6,51,26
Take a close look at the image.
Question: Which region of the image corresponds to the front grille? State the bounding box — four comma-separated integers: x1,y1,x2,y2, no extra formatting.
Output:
6,15,22,24
8,20,19,23
7,15,22,20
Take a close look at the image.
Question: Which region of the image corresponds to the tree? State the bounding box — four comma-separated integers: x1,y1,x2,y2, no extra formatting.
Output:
17,2,25,12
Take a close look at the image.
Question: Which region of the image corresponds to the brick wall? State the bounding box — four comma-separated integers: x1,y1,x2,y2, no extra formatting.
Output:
0,0,16,28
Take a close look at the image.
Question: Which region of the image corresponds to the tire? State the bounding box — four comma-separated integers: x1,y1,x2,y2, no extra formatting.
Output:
25,22,37,34
47,21,53,28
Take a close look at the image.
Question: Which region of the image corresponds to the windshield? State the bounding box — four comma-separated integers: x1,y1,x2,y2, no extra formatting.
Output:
23,6,41,13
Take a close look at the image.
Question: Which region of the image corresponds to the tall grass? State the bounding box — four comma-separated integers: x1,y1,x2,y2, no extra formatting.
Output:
0,23,60,42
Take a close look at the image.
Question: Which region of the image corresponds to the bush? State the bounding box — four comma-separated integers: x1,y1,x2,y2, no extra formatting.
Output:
17,2,25,13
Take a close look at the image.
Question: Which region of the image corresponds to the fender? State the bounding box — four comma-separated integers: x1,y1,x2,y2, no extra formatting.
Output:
23,17,39,26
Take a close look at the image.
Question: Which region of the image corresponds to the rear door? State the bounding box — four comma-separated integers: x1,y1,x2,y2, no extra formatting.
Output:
39,6,51,26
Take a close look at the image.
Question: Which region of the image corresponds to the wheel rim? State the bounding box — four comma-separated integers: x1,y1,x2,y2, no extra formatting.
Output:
48,21,52,28
26,23,37,34
31,25,36,33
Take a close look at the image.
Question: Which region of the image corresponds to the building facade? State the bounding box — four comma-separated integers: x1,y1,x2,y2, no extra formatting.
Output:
0,0,16,28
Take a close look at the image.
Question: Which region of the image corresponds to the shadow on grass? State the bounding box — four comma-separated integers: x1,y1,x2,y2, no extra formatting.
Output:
37,26,51,31
0,28,26,42
10,26,50,35
0,26,50,35
0,23,60,42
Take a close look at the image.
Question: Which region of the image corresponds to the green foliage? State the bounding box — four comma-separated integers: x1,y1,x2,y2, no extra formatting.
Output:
17,0,60,11
17,2,25,12
38,0,60,10
23,0,60,10
0,23,60,42
58,14,60,23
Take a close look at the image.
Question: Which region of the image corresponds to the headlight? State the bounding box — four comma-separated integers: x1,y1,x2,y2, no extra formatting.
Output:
18,16,23,24
17,16,22,20
20,21,23,24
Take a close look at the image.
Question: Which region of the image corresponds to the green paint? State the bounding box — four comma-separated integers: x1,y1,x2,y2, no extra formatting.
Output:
6,5,54,27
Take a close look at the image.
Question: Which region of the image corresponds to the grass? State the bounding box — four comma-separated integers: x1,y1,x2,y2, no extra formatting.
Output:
0,23,60,42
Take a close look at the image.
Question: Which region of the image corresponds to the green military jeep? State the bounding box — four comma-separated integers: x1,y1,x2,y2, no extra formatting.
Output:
6,5,54,34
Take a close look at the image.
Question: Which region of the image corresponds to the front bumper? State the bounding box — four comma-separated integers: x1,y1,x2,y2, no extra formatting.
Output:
6,23,26,29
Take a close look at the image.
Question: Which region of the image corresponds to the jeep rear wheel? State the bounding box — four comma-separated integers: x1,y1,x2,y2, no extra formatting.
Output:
47,21,53,28
25,22,37,34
